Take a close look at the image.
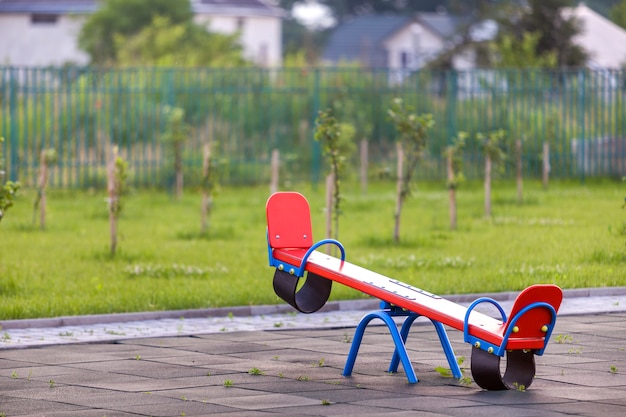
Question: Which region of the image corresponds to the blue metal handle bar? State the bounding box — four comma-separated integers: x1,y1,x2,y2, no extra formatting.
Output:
497,302,557,357
296,239,346,277
463,297,507,344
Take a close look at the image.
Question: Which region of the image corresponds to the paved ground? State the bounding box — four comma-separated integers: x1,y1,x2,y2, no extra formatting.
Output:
1,288,626,416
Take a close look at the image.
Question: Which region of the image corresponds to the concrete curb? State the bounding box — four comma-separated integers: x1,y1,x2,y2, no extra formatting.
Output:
2,286,626,330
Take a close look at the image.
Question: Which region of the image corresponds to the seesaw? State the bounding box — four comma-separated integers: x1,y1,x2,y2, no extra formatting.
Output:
266,192,563,390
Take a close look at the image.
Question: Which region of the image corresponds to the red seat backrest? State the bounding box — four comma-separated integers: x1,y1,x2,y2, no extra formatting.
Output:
266,192,313,250
506,284,563,338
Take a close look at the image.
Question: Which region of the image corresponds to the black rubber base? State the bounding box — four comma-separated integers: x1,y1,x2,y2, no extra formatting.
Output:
272,269,332,314
471,348,536,390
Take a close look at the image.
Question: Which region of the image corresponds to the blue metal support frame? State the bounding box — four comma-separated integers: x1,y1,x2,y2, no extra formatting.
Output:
343,302,461,384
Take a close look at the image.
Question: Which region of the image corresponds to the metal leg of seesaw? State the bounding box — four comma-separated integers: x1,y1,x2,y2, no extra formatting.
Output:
389,316,462,379
342,309,419,383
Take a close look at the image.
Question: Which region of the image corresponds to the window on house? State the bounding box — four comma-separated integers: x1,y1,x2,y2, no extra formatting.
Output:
257,43,268,67
31,14,58,24
400,51,409,68
236,17,245,31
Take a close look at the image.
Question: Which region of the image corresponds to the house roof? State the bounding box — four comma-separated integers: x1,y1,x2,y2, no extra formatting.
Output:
322,13,470,63
0,0,98,14
417,12,469,39
0,0,283,17
192,0,283,17
323,15,413,62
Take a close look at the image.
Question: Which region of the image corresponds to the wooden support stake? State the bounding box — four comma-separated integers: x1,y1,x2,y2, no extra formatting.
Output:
36,149,49,229
447,150,457,230
175,141,183,199
543,142,550,189
201,143,212,234
360,139,368,194
516,139,523,204
325,172,334,254
484,153,492,218
393,142,404,242
107,146,119,255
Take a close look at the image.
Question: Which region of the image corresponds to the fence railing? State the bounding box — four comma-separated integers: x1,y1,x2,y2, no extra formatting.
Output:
1,67,625,188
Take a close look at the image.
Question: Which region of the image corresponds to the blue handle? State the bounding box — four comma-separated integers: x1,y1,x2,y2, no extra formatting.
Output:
295,239,346,277
463,297,507,344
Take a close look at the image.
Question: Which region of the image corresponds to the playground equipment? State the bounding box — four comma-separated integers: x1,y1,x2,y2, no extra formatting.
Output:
266,192,563,390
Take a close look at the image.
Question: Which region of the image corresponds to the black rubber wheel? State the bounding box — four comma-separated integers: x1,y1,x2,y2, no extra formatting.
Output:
471,347,536,390
272,269,332,314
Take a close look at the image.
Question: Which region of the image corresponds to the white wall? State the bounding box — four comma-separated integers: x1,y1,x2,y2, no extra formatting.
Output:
195,14,282,67
384,23,475,70
0,14,89,66
384,23,444,70
0,12,282,67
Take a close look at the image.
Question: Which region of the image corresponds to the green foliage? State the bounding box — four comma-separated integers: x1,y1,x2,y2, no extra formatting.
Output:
115,16,247,67
387,98,434,200
161,106,189,146
610,0,626,29
505,0,588,67
446,132,466,190
0,137,20,224
110,151,128,219
478,129,508,171
41,148,58,166
490,32,557,68
79,0,194,65
314,109,356,240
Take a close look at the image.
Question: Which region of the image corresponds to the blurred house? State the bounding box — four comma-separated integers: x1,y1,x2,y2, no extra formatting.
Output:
564,2,626,69
322,3,626,72
322,13,496,72
0,0,284,67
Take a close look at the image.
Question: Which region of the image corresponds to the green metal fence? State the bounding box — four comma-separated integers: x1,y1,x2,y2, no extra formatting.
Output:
1,67,625,188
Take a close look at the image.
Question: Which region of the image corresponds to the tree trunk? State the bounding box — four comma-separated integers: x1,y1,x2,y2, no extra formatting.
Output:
516,139,523,204
543,142,550,189
270,148,279,194
360,139,368,194
484,154,492,218
325,172,334,254
175,141,183,199
393,142,404,243
107,147,118,255
35,149,49,229
447,150,457,230
201,143,212,235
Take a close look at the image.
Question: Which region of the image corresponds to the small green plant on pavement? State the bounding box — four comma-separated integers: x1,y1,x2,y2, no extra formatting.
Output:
0,136,20,225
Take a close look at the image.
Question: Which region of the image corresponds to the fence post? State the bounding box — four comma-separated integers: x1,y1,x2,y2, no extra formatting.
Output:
516,139,523,203
311,68,322,188
9,67,18,181
446,70,458,147
270,148,279,194
577,69,586,183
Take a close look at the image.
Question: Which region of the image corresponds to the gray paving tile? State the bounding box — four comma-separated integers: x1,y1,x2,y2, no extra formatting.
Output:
2,293,626,416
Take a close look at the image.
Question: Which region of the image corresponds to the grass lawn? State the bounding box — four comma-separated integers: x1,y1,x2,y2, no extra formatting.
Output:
0,179,624,320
